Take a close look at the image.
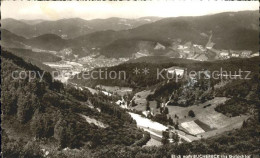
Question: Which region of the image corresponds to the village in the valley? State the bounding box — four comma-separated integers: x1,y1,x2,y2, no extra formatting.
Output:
42,34,258,83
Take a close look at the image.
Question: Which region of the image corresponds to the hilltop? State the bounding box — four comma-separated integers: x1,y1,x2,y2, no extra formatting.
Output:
1,17,161,39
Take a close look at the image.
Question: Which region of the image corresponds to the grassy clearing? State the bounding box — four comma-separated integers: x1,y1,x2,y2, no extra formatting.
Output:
96,85,132,96
180,121,205,135
166,97,248,138
130,90,152,111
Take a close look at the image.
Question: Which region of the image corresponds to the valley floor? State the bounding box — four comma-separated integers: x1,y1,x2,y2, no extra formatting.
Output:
69,82,249,147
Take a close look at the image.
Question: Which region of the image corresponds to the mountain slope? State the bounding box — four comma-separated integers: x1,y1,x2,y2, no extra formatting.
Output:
1,49,147,157
26,34,68,51
1,29,68,51
1,29,27,48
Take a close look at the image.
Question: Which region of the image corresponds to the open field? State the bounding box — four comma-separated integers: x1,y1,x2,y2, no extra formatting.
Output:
180,121,205,135
194,119,213,132
133,90,151,104
167,97,229,124
167,97,248,137
96,85,132,96
200,115,248,139
129,90,163,115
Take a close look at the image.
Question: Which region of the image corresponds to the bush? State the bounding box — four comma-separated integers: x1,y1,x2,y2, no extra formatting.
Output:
188,110,195,117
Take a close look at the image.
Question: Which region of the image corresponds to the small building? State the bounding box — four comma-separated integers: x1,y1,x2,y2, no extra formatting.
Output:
219,50,230,59
231,54,239,57
220,50,229,56
241,50,252,58
230,50,240,58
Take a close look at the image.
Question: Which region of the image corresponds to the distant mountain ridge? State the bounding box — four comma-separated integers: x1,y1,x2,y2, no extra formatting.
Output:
1,11,258,59
1,17,161,39
72,10,259,58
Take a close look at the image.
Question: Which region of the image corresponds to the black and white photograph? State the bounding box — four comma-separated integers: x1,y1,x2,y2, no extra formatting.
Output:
1,1,259,157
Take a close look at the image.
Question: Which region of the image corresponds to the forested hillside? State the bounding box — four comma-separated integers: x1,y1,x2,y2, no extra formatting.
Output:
71,56,259,89
1,50,148,157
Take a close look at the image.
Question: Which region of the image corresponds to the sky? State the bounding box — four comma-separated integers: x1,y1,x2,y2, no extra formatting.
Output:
1,1,258,20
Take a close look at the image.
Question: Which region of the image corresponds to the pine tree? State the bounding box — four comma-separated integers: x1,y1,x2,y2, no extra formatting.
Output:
146,101,150,111
161,131,169,145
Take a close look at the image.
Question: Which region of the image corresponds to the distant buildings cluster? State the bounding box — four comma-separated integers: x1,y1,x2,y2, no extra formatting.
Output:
154,39,259,61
